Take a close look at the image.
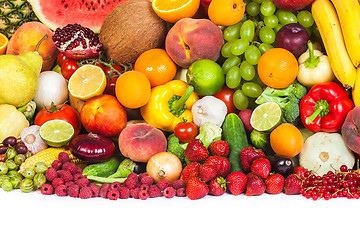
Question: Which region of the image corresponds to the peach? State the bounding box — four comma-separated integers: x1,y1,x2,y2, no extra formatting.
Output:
6,22,58,71
118,123,167,163
165,18,224,68
341,106,360,154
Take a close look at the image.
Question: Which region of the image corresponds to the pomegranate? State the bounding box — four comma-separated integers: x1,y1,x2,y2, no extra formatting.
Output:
52,23,102,60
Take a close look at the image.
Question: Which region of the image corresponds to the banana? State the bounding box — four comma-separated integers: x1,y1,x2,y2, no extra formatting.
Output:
352,68,360,106
330,0,360,68
312,0,357,89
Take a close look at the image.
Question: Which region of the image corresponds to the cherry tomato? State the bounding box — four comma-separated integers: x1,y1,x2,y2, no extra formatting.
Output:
61,59,79,80
213,86,239,114
174,122,198,143
34,104,82,136
103,65,123,96
57,52,69,67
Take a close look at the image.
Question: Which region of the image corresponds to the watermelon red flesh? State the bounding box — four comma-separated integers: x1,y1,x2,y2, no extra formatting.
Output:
28,0,129,33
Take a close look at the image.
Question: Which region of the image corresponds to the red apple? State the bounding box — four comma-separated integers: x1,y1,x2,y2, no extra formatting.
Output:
271,0,314,11
80,94,127,138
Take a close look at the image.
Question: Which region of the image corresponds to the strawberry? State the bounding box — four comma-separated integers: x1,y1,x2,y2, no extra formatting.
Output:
185,139,208,162
180,162,200,184
204,156,230,177
208,140,229,157
284,173,302,195
250,158,271,179
186,177,209,200
245,172,266,196
240,147,266,172
208,177,226,196
199,163,218,182
226,171,247,195
293,166,307,180
265,173,285,194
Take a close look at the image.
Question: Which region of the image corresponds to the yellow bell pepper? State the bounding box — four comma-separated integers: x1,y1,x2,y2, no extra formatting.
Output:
140,80,199,132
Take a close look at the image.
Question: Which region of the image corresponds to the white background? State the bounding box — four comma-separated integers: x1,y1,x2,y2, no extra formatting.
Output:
1,190,359,240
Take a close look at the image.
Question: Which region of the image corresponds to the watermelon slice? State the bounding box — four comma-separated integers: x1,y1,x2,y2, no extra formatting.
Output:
28,0,129,33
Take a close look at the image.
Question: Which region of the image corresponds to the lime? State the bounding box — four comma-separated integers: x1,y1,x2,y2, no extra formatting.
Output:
250,102,282,132
186,59,225,96
39,120,74,147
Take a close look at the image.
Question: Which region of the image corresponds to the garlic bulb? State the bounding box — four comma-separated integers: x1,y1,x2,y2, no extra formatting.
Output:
20,125,48,155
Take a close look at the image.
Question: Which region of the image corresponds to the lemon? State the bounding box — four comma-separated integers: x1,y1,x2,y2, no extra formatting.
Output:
39,120,74,147
250,102,282,132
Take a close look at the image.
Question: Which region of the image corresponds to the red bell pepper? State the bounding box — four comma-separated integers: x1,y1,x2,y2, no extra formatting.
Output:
299,82,354,133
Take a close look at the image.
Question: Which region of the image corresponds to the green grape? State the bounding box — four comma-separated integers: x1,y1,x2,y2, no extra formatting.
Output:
239,61,256,81
264,15,278,28
252,72,267,89
226,66,242,89
244,45,261,65
231,38,249,56
222,56,241,74
305,27,312,37
259,26,276,44
258,42,274,54
221,40,235,58
242,82,263,98
252,0,264,3
260,0,276,17
274,24,284,33
246,2,260,17
297,10,314,28
233,89,249,110
240,20,255,42
223,21,243,41
276,10,297,25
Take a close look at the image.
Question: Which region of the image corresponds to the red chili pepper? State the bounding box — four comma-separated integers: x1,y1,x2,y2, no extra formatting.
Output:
299,82,354,132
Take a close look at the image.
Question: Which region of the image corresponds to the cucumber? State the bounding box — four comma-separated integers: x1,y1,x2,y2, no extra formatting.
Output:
82,157,121,177
222,113,249,173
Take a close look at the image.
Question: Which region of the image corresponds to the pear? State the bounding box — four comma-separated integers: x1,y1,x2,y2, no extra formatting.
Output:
0,35,47,107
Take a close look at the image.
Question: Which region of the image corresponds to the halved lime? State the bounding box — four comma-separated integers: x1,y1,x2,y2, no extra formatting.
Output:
250,102,282,132
39,120,74,147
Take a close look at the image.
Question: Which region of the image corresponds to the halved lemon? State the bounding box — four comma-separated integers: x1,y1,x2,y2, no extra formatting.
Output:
68,64,106,101
0,33,9,55
39,120,74,147
152,0,201,23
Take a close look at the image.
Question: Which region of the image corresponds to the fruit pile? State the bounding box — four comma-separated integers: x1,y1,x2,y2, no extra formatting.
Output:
0,0,360,202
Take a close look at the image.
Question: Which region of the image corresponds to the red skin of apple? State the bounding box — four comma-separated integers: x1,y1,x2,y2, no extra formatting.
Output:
271,0,314,11
80,94,127,138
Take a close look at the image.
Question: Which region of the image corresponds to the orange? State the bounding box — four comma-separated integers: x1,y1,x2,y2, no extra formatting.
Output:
270,123,304,158
257,48,299,89
152,0,200,23
208,0,245,26
134,48,177,87
0,33,9,55
115,71,151,109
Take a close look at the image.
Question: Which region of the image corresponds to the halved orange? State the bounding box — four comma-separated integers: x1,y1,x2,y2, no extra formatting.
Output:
0,33,9,55
152,0,201,23
68,65,106,101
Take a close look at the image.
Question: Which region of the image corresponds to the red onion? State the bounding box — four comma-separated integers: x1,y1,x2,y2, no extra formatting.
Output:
69,133,115,162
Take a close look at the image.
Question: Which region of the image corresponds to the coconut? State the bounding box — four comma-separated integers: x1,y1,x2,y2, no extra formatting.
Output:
99,0,168,65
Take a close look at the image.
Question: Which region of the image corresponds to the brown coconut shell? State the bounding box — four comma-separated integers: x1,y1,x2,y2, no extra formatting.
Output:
99,0,168,65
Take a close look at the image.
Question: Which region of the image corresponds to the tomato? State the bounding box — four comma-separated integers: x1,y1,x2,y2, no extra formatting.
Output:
174,122,198,143
213,86,239,114
57,52,69,67
103,65,123,96
34,103,82,136
61,59,79,80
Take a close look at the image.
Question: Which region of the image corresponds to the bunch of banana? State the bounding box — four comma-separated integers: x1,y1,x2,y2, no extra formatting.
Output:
311,0,359,92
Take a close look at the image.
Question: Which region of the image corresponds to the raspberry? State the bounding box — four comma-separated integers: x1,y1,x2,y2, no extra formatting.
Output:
45,167,57,182
58,152,70,163
127,172,138,180
148,185,161,198
99,183,110,198
75,167,83,174
176,187,186,197
51,160,62,170
107,189,119,200
40,184,54,195
130,187,140,199
89,182,100,197
65,181,74,188
157,180,169,190
52,177,64,188
57,170,73,182
67,184,80,198
64,162,77,174
140,175,153,186
138,173,148,181
62,162,71,170
140,184,149,192
124,177,137,189
55,185,67,197
110,181,122,190
79,186,92,199
76,178,90,188
119,186,130,199
163,186,175,198
73,173,83,181
139,190,149,200
172,179,185,190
